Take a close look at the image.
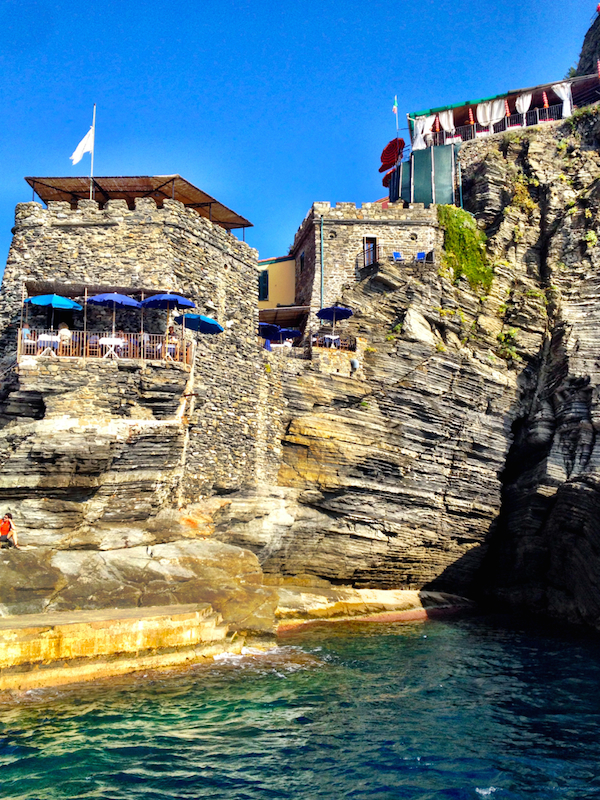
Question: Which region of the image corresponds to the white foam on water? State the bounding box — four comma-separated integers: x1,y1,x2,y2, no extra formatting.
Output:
212,652,245,662
476,788,499,796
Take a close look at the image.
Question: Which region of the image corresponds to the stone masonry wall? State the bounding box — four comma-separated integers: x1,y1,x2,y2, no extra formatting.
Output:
292,201,441,316
0,197,283,514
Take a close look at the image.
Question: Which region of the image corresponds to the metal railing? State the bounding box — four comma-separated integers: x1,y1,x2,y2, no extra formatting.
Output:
428,104,564,145
358,247,435,270
18,329,194,365
358,245,383,269
311,334,357,352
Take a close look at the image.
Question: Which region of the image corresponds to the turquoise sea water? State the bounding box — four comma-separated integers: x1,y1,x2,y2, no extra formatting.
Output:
1,614,600,799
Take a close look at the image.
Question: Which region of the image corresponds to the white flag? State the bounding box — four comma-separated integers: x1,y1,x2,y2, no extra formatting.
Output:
70,127,94,165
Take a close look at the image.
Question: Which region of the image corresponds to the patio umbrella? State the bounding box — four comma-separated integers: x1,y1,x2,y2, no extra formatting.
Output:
87,292,141,336
174,313,224,335
141,293,196,335
277,328,302,342
25,294,83,329
316,305,353,335
258,323,280,340
141,293,195,310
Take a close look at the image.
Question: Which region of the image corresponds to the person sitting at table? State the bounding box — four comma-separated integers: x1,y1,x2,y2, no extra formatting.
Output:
167,325,178,343
21,324,35,354
283,338,293,348
58,322,72,356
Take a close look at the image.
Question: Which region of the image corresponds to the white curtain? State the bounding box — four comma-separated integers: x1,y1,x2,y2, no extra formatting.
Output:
515,92,532,115
552,82,573,118
476,99,506,128
412,115,436,150
438,109,455,134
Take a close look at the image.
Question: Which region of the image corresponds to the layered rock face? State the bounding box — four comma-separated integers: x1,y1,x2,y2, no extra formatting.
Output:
5,110,600,632
212,112,600,629
456,112,600,626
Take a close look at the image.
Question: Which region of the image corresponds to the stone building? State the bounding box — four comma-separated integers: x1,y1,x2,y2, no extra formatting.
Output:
0,176,286,544
288,200,441,316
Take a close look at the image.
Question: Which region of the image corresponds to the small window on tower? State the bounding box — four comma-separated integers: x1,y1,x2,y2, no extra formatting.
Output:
258,270,269,301
364,237,377,266
300,252,305,272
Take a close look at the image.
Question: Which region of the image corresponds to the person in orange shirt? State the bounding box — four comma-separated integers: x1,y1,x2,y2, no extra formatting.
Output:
0,513,19,548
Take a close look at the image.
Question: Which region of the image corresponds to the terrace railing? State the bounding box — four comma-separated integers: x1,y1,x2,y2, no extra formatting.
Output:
357,247,435,270
311,334,357,352
18,329,194,366
429,103,564,145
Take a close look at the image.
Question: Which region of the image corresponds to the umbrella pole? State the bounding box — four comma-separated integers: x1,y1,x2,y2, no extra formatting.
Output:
165,302,170,361
112,301,116,337
84,288,88,360
18,285,24,359
141,292,145,361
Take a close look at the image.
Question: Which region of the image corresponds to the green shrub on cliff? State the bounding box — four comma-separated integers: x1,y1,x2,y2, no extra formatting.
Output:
437,205,493,291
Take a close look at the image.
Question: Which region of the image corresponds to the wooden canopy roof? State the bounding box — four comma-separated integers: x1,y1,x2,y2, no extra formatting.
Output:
259,306,310,328
25,174,252,230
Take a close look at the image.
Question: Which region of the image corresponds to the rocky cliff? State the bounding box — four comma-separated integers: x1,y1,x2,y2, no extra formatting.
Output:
207,109,600,631
3,102,600,634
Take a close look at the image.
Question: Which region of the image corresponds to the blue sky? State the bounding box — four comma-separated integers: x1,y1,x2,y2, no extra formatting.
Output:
0,0,592,266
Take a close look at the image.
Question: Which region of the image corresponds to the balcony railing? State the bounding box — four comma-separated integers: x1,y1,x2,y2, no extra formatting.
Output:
311,334,357,352
358,247,435,270
17,329,194,365
428,103,564,146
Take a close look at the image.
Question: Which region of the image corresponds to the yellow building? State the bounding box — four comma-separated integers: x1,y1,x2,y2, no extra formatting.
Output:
257,256,296,310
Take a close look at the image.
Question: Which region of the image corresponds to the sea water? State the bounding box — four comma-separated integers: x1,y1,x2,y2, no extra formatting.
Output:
1,614,600,799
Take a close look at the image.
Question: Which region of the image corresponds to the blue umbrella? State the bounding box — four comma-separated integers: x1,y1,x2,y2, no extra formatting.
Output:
316,305,353,335
87,292,141,336
141,293,195,310
25,294,82,310
316,306,353,324
258,323,280,340
174,313,224,335
25,294,83,329
278,328,302,342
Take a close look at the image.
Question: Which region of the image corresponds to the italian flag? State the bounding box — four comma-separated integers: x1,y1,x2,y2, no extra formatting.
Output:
392,96,398,115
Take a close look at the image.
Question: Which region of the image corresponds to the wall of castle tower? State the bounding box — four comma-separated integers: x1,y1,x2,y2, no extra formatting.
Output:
0,197,285,507
291,201,442,316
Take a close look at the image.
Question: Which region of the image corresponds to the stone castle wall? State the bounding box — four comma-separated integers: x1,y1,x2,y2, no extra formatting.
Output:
292,201,441,314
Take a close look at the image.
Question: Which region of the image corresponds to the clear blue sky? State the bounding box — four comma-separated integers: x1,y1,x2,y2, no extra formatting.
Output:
0,0,592,266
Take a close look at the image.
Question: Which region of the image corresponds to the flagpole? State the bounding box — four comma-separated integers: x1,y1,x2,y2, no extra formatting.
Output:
89,104,96,200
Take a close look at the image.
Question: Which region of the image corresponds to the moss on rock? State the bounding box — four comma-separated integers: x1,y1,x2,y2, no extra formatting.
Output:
437,204,494,291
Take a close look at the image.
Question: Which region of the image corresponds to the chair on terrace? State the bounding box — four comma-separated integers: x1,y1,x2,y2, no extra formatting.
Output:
416,252,426,263
392,252,404,263
87,335,100,358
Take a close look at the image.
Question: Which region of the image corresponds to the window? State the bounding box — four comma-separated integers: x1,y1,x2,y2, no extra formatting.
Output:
364,237,377,266
258,270,269,301
299,252,305,272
